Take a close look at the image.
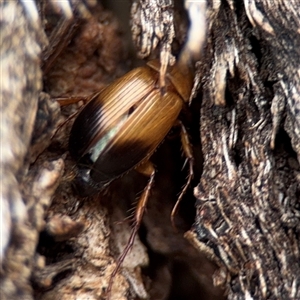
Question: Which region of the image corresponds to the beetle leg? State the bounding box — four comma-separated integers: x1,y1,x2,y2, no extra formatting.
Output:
171,120,194,228
55,91,101,106
51,92,102,140
106,160,155,297
159,49,169,93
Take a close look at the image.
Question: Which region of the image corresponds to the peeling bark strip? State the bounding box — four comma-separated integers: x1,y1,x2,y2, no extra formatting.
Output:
193,0,300,299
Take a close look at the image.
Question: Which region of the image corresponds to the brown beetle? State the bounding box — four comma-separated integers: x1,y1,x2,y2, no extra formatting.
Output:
69,59,194,194
68,58,195,292
68,1,206,296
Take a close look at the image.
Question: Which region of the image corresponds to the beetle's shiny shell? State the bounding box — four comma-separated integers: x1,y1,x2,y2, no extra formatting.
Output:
69,60,193,192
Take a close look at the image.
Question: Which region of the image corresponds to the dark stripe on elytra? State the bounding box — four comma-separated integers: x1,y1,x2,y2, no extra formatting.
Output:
89,139,152,183
69,97,105,160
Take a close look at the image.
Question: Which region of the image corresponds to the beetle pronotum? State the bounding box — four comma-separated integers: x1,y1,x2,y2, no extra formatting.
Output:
68,1,207,297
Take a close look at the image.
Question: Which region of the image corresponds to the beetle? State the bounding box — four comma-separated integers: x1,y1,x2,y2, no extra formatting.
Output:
69,61,196,295
68,58,195,292
69,59,194,196
68,58,195,289
68,1,206,296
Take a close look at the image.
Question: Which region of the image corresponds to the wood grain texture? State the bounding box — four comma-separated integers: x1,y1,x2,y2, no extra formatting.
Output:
193,0,300,299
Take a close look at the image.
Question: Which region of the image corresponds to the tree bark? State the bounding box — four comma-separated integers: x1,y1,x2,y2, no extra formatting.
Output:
1,1,299,300
190,0,300,299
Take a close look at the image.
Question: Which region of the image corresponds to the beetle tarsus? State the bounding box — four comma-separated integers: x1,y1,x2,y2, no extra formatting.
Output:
171,158,194,230
171,121,194,229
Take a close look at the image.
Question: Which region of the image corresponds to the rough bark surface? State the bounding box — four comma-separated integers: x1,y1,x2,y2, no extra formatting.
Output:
0,2,63,299
1,0,300,300
191,0,300,299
